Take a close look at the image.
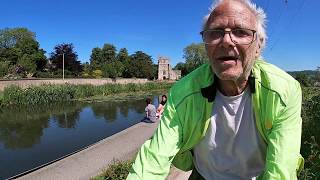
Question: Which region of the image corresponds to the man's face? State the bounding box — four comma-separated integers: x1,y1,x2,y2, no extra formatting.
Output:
205,1,261,81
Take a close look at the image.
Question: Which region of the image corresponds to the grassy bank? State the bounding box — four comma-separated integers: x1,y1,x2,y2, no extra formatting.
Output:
93,87,320,179
0,82,173,106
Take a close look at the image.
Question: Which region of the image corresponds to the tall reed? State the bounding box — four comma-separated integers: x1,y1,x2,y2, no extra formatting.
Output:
0,82,173,106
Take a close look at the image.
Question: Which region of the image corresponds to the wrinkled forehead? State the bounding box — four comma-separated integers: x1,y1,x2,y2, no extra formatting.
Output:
206,2,257,29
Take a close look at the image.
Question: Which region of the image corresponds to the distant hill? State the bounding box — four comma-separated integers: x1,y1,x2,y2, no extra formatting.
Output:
288,70,318,78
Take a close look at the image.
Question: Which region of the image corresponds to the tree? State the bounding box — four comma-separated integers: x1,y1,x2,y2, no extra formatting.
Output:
90,47,103,70
49,43,82,76
0,28,47,77
174,62,188,77
183,43,208,74
82,62,91,78
151,64,158,80
294,72,312,87
129,51,154,79
117,48,129,63
89,43,118,73
316,66,320,82
18,54,37,77
115,48,130,78
102,61,124,78
0,28,34,49
122,57,132,78
101,43,117,64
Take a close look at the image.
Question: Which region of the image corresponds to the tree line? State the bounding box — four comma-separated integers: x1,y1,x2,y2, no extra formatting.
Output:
289,68,320,87
2,27,257,80
0,28,158,79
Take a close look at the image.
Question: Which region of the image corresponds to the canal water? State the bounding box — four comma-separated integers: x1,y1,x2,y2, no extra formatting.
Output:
0,95,161,179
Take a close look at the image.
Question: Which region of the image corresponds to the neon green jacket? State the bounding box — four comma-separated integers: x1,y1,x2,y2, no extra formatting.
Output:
127,60,304,180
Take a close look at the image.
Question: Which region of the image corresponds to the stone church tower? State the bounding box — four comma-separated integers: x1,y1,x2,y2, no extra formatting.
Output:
157,56,181,80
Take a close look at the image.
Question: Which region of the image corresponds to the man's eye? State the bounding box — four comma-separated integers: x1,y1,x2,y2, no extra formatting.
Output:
233,29,251,37
207,30,224,39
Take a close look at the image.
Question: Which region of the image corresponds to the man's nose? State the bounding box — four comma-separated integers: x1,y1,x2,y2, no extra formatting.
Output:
221,31,235,48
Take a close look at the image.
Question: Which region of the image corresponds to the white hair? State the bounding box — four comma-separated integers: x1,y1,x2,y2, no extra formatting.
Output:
203,0,267,49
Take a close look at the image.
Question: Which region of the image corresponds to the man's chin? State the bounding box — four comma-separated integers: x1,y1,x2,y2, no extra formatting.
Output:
215,71,241,81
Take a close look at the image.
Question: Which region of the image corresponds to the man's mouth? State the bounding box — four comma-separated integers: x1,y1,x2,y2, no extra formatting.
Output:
217,56,239,61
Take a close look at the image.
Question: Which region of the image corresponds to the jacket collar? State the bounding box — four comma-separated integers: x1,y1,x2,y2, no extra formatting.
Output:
201,73,256,102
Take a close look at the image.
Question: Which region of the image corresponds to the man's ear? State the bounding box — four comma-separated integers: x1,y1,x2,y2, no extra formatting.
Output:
255,37,263,59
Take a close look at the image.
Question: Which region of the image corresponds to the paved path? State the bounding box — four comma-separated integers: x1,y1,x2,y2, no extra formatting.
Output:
16,121,191,180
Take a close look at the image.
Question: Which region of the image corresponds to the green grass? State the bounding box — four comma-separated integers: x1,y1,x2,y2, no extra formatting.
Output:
92,160,133,180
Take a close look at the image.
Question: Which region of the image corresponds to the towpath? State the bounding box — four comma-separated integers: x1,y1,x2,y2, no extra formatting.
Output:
16,121,191,180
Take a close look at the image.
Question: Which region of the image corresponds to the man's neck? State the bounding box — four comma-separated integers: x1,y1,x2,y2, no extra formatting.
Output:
217,78,248,96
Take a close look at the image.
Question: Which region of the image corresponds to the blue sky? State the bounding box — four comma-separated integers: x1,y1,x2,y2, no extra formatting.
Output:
1,0,319,71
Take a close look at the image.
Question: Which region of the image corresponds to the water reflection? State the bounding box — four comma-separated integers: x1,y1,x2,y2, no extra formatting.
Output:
0,95,157,179
53,111,81,129
0,102,84,149
91,100,145,123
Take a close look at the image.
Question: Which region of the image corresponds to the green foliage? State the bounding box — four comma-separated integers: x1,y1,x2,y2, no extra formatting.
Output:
18,54,37,75
89,44,155,79
127,51,154,79
1,85,75,105
92,69,103,78
101,44,117,63
0,82,173,106
92,160,133,180
151,64,158,80
294,72,312,87
316,67,320,83
174,62,188,77
289,67,320,86
0,61,10,77
90,47,103,70
82,62,91,78
0,28,35,49
299,137,320,179
183,43,208,73
102,61,124,78
49,43,82,76
117,48,129,63
174,43,208,77
299,88,320,179
0,27,47,77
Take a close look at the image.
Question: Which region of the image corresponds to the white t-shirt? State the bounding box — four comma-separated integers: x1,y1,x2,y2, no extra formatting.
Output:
193,88,267,180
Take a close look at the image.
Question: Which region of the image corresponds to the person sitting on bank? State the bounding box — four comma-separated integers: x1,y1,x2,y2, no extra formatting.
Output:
142,97,157,123
156,95,167,118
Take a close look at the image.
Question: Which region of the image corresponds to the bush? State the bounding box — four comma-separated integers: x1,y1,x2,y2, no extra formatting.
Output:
93,160,133,180
92,70,103,79
300,89,320,179
0,61,10,77
82,72,91,78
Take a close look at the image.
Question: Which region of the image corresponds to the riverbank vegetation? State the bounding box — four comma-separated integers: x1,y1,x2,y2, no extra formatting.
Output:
299,87,320,179
92,160,133,180
93,87,320,179
0,82,173,106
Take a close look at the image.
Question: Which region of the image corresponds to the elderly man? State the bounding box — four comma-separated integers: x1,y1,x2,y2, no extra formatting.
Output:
127,0,304,179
